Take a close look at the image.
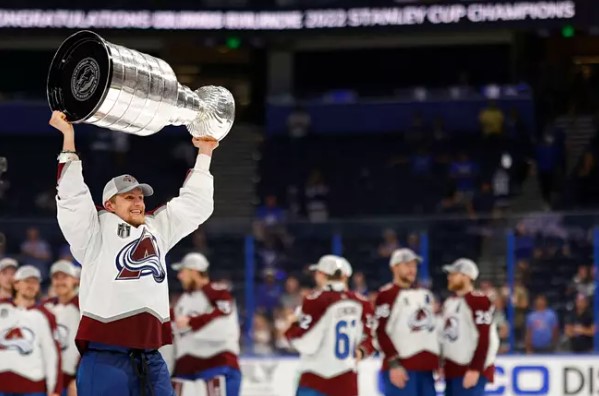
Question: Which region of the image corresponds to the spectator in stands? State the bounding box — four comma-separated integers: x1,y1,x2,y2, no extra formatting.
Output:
351,271,368,296
256,268,283,315
251,312,274,356
256,195,285,226
273,307,294,355
514,223,535,260
479,280,498,301
377,228,400,258
472,181,496,216
567,265,594,300
525,294,559,354
20,226,51,281
280,275,302,310
304,169,329,222
405,232,420,253
494,295,510,354
449,152,479,196
565,294,594,353
254,194,290,251
287,106,311,139
513,277,529,346
535,132,561,206
436,186,473,217
479,100,505,137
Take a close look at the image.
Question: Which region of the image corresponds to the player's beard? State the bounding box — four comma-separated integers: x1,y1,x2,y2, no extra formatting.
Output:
184,278,200,291
448,278,465,292
398,275,415,287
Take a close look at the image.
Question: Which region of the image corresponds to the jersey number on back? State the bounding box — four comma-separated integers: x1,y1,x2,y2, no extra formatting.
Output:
335,319,357,359
474,309,493,325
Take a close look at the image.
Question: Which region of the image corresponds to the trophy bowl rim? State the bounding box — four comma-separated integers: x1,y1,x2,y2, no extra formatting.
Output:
46,30,113,124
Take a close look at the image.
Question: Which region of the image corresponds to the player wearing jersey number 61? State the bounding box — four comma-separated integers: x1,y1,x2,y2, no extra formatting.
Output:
286,255,375,396
374,248,440,396
441,259,499,396
50,111,218,396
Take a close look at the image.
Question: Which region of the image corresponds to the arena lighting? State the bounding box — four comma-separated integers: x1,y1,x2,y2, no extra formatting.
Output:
0,1,576,31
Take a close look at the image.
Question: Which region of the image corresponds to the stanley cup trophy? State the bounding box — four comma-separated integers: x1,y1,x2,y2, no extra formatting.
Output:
47,30,235,140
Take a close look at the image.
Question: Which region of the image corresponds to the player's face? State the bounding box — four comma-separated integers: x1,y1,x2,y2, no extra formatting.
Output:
178,268,207,290
0,266,16,291
313,271,327,289
397,261,418,284
51,272,77,297
107,188,145,227
447,272,467,292
15,277,40,300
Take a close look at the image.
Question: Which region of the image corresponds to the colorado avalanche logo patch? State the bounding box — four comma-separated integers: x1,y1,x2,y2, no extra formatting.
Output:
442,316,459,342
0,326,35,355
55,324,69,351
115,229,165,283
408,307,435,332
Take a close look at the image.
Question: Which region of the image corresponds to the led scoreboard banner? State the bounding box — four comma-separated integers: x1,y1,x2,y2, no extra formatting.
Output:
0,1,578,31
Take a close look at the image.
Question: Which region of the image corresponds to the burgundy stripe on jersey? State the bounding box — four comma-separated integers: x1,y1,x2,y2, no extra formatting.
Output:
57,163,66,182
76,312,172,352
0,372,46,393
465,292,493,372
174,352,239,376
374,284,401,363
299,371,358,396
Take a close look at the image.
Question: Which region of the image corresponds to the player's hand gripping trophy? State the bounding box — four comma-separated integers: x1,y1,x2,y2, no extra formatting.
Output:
47,30,235,141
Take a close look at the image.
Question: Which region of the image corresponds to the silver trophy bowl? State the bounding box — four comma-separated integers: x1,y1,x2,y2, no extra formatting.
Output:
47,30,235,140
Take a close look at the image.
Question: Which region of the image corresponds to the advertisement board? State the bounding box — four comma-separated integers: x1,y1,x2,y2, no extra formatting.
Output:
240,355,599,396
0,1,577,31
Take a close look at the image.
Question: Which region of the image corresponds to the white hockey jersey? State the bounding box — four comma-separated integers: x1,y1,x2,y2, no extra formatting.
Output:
374,284,440,371
43,296,80,385
0,299,62,394
173,283,240,376
56,155,214,350
441,291,499,381
285,282,375,396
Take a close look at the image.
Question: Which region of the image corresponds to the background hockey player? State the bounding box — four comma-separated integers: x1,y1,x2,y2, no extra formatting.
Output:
171,252,241,396
441,259,499,396
0,265,62,396
0,257,18,299
374,248,440,396
43,260,80,396
285,255,375,396
51,111,217,396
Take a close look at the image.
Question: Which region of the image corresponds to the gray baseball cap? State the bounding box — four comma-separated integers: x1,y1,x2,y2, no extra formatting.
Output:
172,253,210,272
102,174,153,205
389,248,422,267
0,257,18,271
14,265,42,282
309,255,347,276
443,258,479,281
50,260,79,278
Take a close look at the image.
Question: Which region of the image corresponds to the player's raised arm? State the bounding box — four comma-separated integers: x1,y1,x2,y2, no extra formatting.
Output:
51,111,100,264
285,293,327,355
147,137,217,250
